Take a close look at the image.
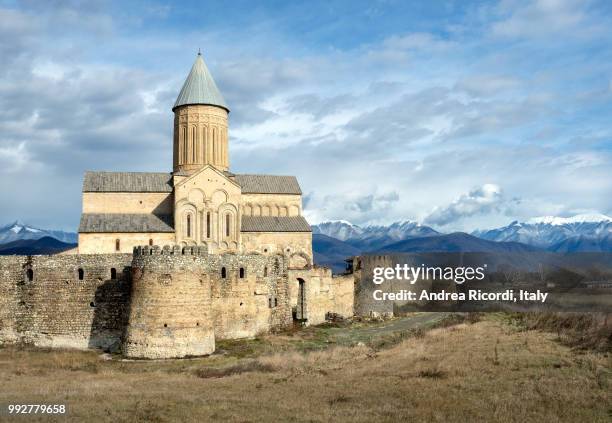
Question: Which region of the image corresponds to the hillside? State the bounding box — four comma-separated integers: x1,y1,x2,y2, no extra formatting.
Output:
0,236,77,255
312,234,360,273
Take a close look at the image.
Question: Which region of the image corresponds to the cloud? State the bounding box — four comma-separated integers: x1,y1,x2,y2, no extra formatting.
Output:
490,0,595,39
303,190,400,226
424,184,505,227
0,0,611,233
0,142,33,173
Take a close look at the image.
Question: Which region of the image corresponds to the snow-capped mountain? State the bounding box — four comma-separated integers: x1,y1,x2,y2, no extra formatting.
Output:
312,220,365,241
472,213,612,250
312,220,439,251
0,221,77,244
526,213,612,226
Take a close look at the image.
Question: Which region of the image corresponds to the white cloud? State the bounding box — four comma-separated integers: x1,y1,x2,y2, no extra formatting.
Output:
0,1,610,232
491,0,594,39
424,184,506,227
0,142,33,173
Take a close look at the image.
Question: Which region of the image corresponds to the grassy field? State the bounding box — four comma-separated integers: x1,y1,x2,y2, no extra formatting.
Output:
0,313,610,422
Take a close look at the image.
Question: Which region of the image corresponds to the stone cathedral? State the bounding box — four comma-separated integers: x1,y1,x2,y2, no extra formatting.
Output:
78,52,312,268
0,53,355,359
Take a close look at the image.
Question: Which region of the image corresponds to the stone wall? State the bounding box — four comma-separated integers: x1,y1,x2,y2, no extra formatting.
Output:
241,231,313,264
288,267,354,326
82,192,173,215
352,255,394,317
239,193,302,217
124,245,292,358
0,254,133,351
209,252,292,340
123,246,216,358
78,232,175,254
0,249,353,357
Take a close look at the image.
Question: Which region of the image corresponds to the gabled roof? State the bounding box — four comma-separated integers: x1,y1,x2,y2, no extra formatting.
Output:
174,164,240,190
79,214,174,233
173,53,228,112
78,214,310,233
83,171,173,193
241,216,311,232
234,174,302,195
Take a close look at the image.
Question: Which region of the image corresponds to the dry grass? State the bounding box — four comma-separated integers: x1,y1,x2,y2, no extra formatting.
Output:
0,314,610,422
509,312,612,352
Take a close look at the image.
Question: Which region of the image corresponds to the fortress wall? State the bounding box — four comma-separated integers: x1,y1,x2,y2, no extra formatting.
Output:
82,192,173,214
0,256,22,343
123,246,292,358
0,248,345,357
124,246,215,358
0,254,133,351
288,267,354,326
210,253,292,340
353,255,396,317
329,273,356,318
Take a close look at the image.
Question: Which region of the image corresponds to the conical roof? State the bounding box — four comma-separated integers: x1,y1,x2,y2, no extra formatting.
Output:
173,53,229,112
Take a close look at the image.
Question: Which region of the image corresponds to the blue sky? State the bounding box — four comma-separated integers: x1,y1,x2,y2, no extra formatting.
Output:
1,0,611,232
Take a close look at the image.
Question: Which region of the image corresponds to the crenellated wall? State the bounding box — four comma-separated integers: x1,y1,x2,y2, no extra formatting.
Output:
123,246,216,358
124,245,292,358
0,248,353,358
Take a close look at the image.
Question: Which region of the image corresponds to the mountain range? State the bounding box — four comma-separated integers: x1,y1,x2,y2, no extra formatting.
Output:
0,221,77,244
472,214,612,250
312,214,612,272
1,214,611,272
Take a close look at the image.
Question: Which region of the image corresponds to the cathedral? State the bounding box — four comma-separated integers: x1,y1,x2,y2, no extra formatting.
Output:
0,54,357,358
77,53,313,269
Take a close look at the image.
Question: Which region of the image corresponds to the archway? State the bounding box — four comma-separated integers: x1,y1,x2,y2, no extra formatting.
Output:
293,278,306,323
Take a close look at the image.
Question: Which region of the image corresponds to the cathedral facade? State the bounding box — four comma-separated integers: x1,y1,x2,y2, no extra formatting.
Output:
78,53,312,270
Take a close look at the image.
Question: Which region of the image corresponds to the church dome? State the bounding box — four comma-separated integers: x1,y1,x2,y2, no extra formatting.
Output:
173,52,229,112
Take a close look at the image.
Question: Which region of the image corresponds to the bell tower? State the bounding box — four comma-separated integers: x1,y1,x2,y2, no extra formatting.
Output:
173,52,230,173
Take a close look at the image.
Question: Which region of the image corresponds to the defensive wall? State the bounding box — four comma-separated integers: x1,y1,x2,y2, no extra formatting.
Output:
0,246,355,358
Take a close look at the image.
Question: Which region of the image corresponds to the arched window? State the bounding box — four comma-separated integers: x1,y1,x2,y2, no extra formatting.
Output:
149,238,153,246
111,268,117,280
239,267,245,278
115,238,120,252
268,298,272,308
225,213,231,237
221,267,227,278
182,127,187,163
206,212,211,238
264,266,268,277
26,268,33,282
192,126,197,162
186,214,192,238
212,129,216,162
78,268,84,281
274,298,278,307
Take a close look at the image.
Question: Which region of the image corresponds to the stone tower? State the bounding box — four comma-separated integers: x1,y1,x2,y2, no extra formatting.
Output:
123,245,215,358
172,52,230,174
